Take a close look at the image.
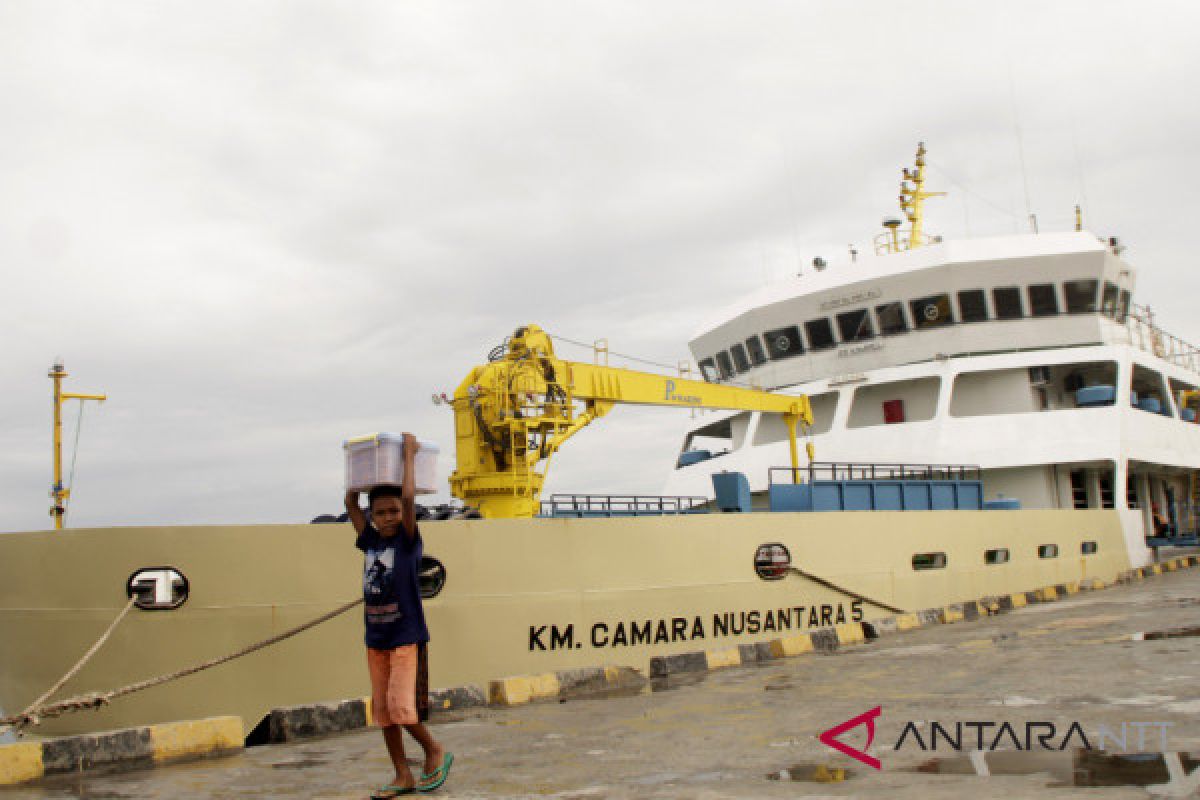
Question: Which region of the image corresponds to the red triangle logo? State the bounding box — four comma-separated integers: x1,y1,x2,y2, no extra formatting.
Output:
818,706,882,770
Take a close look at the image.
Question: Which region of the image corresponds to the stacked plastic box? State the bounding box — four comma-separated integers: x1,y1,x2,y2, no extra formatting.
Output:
344,433,439,494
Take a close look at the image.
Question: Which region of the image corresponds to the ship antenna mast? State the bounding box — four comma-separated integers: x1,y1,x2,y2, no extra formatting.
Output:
899,142,945,249
48,360,105,530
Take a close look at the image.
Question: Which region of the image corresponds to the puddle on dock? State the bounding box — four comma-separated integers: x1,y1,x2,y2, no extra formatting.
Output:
767,763,854,783
1132,625,1200,641
271,756,329,769
910,749,1200,789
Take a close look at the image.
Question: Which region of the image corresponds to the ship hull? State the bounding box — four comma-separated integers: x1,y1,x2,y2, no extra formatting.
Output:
0,510,1129,736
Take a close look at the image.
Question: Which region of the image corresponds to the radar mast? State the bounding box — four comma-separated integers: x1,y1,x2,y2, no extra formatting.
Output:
876,142,945,254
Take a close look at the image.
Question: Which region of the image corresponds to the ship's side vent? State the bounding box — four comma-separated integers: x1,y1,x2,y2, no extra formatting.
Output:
912,552,947,570
984,548,1010,565
1038,544,1060,559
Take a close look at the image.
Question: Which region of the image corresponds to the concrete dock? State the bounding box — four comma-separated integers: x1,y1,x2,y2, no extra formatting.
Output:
5,565,1199,799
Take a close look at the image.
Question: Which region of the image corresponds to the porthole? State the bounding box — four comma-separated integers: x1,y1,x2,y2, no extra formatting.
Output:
912,552,947,570
1081,541,1098,555
126,567,189,610
419,556,447,599
754,543,792,580
985,548,1010,565
1038,544,1059,559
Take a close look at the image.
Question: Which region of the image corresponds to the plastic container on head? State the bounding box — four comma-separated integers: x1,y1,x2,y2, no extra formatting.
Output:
344,433,440,494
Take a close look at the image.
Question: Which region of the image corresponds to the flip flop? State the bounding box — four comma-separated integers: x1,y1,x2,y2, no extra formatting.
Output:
371,784,415,798
416,752,454,792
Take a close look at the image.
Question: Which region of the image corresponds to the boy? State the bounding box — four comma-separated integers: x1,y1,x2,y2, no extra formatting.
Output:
345,433,452,797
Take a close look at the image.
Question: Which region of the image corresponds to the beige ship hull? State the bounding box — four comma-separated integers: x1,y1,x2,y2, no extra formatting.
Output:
0,510,1129,736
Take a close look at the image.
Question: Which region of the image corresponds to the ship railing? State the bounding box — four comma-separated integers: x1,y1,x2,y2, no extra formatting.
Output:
540,493,709,518
769,462,982,485
1127,304,1200,373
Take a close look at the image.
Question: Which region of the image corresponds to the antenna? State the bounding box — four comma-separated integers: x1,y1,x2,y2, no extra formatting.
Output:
1007,64,1035,231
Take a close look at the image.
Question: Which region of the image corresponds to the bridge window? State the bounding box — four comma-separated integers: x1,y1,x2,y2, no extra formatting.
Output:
912,552,947,570
1029,284,1059,316
875,302,909,335
836,309,874,342
1038,544,1059,559
910,294,954,329
698,358,719,383
993,287,1023,319
730,343,751,373
984,548,1010,565
805,318,837,351
763,326,805,360
1101,282,1119,317
715,351,734,379
1081,541,1098,555
1064,280,1098,313
957,289,988,323
746,336,768,366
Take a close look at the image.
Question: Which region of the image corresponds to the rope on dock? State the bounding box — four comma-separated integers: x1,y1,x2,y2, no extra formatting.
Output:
786,567,906,614
1,597,363,733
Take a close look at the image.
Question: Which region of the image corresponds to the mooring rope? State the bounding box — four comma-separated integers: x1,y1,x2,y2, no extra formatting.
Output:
786,567,906,615
0,597,363,733
0,596,138,736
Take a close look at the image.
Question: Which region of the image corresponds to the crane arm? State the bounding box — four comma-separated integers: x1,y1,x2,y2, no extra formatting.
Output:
566,361,808,418
447,324,813,519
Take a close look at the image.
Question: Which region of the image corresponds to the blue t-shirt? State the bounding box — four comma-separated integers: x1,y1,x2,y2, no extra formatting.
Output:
356,523,430,649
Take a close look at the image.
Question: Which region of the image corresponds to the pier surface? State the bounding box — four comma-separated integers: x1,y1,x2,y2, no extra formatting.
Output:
7,566,1199,799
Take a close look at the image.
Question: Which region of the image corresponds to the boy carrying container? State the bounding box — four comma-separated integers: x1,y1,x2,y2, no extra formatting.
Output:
344,433,453,797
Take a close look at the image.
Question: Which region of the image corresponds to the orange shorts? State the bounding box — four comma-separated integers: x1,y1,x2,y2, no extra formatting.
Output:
366,643,429,727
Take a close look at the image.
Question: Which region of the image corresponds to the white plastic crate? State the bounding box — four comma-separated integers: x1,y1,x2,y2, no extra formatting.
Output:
343,433,439,494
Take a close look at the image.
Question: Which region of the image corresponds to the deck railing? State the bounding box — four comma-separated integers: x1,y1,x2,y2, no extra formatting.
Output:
770,462,981,485
1127,304,1200,373
540,493,709,517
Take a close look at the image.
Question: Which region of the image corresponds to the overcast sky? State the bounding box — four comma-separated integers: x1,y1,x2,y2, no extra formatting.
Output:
2,1,1198,530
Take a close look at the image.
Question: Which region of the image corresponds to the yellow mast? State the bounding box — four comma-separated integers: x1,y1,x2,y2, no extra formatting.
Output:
877,142,945,254
899,141,945,249
48,360,105,530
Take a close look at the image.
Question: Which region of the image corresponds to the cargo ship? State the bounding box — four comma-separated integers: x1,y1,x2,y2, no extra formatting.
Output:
2,144,1195,738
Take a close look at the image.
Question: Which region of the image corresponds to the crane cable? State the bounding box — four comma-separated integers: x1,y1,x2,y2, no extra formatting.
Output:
546,331,772,392
62,401,85,526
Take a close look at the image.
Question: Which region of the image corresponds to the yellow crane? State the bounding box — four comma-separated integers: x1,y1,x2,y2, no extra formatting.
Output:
447,325,814,518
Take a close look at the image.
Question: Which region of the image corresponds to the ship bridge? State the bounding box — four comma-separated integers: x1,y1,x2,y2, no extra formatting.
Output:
691,231,1140,391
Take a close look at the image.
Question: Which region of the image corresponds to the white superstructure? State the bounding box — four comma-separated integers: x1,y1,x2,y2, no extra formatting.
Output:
664,174,1200,569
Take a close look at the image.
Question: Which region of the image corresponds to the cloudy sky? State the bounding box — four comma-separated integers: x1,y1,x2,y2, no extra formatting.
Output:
2,1,1198,530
